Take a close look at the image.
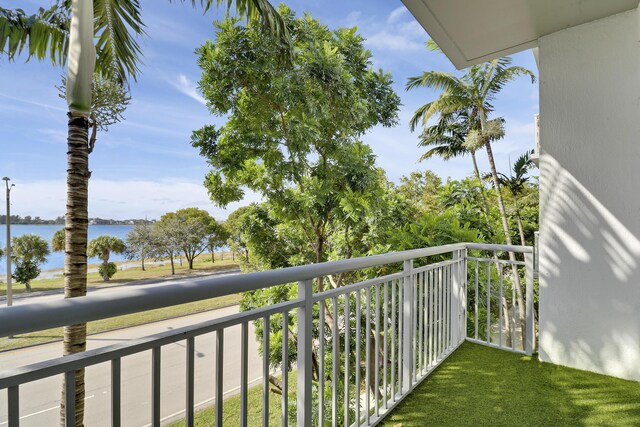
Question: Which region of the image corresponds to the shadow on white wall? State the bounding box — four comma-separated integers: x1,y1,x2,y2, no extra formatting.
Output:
539,153,640,381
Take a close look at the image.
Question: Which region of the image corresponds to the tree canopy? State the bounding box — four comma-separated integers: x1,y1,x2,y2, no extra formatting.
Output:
192,6,401,273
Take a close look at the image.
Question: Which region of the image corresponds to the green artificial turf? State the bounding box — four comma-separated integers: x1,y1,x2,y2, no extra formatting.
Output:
382,342,640,427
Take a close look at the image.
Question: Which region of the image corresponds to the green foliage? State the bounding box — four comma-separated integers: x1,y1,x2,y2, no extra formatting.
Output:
87,235,126,260
57,74,132,131
11,234,50,264
0,4,69,65
98,261,118,280
12,260,41,287
51,228,65,252
9,234,50,289
125,222,153,268
153,208,214,269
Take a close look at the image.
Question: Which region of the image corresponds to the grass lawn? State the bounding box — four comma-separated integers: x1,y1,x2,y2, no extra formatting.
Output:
0,255,241,352
168,374,290,427
383,342,640,427
0,253,238,297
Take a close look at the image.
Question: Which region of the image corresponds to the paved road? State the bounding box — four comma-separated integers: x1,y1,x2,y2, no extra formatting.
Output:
0,305,265,426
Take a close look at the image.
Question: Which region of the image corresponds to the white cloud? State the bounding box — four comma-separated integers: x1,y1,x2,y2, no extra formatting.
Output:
10,179,261,221
387,6,408,24
363,7,426,53
170,74,206,105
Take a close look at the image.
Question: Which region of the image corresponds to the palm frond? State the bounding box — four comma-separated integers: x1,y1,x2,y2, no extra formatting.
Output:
94,0,145,83
179,0,290,50
406,71,466,93
0,5,69,65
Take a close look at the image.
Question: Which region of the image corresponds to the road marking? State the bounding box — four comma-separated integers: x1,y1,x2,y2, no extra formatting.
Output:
140,377,263,427
0,395,95,426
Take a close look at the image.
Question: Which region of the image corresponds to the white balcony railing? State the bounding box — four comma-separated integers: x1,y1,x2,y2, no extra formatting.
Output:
0,243,534,427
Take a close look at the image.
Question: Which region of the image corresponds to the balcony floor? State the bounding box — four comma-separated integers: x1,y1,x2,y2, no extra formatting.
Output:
382,342,640,427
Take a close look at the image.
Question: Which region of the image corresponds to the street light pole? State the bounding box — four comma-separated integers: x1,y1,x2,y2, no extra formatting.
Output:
3,177,14,307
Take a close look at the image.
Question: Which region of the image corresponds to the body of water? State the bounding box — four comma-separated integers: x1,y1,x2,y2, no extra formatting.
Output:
0,224,133,274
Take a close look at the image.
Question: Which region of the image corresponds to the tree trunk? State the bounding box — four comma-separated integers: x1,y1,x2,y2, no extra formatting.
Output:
513,197,526,246
61,113,90,427
101,251,110,281
188,257,194,270
170,254,175,275
483,138,526,338
471,151,494,237
141,255,145,271
25,278,31,291
211,250,215,263
101,261,110,281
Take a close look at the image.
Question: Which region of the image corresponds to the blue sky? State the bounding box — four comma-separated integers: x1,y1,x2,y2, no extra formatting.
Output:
0,0,538,220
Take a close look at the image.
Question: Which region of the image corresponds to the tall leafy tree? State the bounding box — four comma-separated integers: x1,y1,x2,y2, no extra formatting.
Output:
2,2,289,423
125,222,153,270
87,235,126,281
10,234,50,290
152,213,182,275
174,208,213,270
192,8,400,414
205,219,229,263
407,55,535,336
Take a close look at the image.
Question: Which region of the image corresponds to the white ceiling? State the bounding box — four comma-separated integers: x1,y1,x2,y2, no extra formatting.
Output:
402,0,640,69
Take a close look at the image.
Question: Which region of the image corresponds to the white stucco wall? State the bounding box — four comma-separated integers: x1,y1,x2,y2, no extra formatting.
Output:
538,6,640,381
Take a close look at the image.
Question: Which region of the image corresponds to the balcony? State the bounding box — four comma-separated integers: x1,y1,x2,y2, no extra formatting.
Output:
0,243,543,426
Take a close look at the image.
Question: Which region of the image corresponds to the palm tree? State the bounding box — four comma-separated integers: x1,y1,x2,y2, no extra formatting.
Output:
2,2,288,425
407,56,535,341
412,109,506,236
87,235,126,281
10,234,50,290
496,152,535,246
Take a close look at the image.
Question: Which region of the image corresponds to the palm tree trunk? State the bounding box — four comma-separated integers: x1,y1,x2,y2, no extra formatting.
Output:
61,112,90,427
471,151,493,236
484,139,526,338
513,197,526,246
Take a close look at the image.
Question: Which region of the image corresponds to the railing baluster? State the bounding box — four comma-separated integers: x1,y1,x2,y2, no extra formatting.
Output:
8,385,19,427
391,280,396,401
344,292,350,427
487,262,491,344
297,279,313,427
475,260,479,340
419,271,424,375
240,322,249,427
366,286,371,420
398,277,403,395
318,304,325,427
375,284,380,417
332,297,338,427
424,270,429,369
215,329,224,427
382,282,388,410
429,269,434,367
65,370,76,427
263,316,270,427
152,347,161,427
402,260,413,393
512,265,517,352
355,290,361,425
186,337,195,427
525,253,535,355
499,264,504,348
111,358,121,427
438,267,443,359
282,311,289,427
